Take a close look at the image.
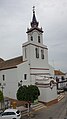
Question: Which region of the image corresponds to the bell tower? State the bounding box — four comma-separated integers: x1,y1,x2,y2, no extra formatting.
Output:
22,7,57,105
22,6,48,67
26,6,43,44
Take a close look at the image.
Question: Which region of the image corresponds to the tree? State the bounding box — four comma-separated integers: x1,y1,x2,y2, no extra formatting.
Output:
16,85,40,103
0,90,3,102
27,85,40,103
16,85,28,101
0,90,4,109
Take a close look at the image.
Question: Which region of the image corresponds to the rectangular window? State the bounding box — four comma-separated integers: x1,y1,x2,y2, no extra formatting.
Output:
38,36,40,43
31,36,33,41
41,49,44,59
24,74,27,80
3,75,5,81
35,48,39,58
25,47,27,58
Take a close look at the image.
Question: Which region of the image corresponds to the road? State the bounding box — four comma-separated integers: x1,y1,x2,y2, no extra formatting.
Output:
22,92,67,119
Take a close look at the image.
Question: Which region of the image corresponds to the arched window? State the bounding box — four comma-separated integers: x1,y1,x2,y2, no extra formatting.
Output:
41,49,44,59
35,48,39,58
25,47,27,58
38,36,40,43
31,36,33,41
24,74,27,80
3,75,5,81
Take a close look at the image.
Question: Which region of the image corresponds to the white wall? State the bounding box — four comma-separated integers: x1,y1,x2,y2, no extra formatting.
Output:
38,85,57,102
23,43,49,68
0,68,18,99
17,61,31,86
49,64,54,77
28,30,43,44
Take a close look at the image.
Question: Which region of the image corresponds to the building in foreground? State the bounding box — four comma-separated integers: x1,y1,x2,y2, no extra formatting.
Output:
0,7,57,105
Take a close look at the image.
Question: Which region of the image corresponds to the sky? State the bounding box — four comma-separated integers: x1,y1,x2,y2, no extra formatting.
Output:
0,0,67,72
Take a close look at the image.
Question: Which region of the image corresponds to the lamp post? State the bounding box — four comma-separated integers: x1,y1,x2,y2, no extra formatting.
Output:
0,83,6,94
18,80,23,87
0,75,6,109
0,83,6,109
0,75,6,93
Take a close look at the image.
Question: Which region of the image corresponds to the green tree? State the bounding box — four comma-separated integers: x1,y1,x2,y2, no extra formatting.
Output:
16,85,40,103
17,85,28,101
27,85,40,103
0,90,3,102
0,90,4,109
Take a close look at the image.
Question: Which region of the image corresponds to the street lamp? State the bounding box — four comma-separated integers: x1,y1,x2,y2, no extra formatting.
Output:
0,83,6,94
18,80,23,87
0,75,6,109
0,74,6,94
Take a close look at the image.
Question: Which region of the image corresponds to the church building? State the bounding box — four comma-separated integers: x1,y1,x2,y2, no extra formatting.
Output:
0,7,57,105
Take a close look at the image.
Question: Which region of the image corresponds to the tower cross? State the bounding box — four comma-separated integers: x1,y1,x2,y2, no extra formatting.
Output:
33,6,35,13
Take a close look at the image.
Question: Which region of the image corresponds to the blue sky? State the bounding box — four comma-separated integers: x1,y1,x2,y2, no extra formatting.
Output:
0,0,67,72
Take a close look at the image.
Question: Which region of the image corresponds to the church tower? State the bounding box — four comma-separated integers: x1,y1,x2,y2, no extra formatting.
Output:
22,7,57,104
27,6,43,44
22,7,48,69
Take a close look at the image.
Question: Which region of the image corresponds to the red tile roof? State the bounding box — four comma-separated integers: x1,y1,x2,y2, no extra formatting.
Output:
0,58,4,63
0,56,23,70
54,70,65,75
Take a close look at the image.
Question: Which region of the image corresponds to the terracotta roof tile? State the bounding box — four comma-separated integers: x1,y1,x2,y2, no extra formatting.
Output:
54,70,65,75
0,56,23,70
0,58,4,63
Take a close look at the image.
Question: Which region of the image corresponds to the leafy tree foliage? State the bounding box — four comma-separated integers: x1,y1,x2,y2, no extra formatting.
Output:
27,85,40,102
0,90,3,102
16,85,40,103
16,85,28,101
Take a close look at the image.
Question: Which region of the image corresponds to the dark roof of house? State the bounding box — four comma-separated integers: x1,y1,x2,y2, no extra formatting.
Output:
54,70,65,75
0,58,4,63
0,56,23,71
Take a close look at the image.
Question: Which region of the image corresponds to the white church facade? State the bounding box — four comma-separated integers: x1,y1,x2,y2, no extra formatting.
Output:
0,8,58,105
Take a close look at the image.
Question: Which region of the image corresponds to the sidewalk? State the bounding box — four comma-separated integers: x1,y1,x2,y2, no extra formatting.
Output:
31,102,46,111
58,93,65,101
16,106,27,112
17,102,46,116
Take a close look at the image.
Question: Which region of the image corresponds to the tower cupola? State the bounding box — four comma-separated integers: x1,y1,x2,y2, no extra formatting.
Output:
31,6,39,28
27,6,43,33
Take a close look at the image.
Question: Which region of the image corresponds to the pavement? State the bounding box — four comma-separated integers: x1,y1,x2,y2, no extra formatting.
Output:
58,92,65,102
0,93,65,117
17,102,47,117
31,102,47,111
20,92,65,117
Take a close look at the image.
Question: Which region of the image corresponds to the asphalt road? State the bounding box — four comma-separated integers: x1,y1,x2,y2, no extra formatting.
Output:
22,92,67,119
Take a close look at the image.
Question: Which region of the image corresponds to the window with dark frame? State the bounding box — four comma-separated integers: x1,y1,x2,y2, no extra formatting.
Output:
25,47,27,58
35,48,39,58
38,36,40,43
41,49,44,59
3,75,5,81
24,74,27,80
31,36,33,41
